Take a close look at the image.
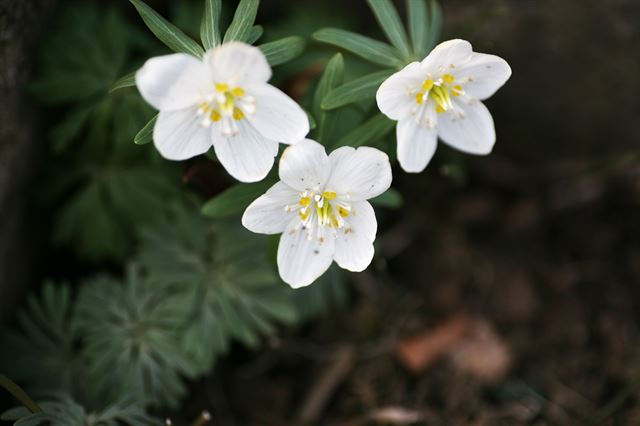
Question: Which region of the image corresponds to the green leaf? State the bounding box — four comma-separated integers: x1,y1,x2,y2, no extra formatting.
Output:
426,0,442,52
223,0,259,43
247,25,264,44
201,180,273,219
408,0,428,58
313,28,404,68
200,0,222,49
109,71,136,93
138,209,299,375
75,269,195,408
134,114,157,145
50,107,92,153
0,282,77,394
321,69,392,110
259,36,305,67
306,110,317,130
129,0,204,58
370,187,403,208
335,113,395,148
366,0,411,58
313,53,344,143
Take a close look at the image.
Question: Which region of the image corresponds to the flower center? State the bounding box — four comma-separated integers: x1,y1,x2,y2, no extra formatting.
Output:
197,82,256,135
414,73,464,114
286,190,351,237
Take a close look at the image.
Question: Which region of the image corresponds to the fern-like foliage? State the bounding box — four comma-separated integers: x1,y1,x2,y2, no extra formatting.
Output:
29,2,184,262
136,207,300,375
1,396,161,426
73,268,196,409
0,282,79,395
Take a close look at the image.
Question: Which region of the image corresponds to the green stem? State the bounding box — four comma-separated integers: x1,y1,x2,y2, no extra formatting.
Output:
0,374,42,413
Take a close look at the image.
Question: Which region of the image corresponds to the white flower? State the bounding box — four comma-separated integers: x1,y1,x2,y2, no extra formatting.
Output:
242,139,392,288
376,39,511,173
135,42,309,182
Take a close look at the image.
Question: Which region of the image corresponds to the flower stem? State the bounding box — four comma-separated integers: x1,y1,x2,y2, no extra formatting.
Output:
0,374,42,413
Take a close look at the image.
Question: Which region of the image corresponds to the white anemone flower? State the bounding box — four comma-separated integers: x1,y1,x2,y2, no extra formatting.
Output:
242,139,392,288
376,39,512,173
135,42,309,182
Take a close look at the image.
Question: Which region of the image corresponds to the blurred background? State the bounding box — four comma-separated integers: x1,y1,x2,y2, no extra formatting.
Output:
1,0,639,424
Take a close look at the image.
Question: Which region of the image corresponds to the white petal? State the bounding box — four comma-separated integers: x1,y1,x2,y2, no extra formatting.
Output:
396,119,438,173
242,182,298,234
279,139,330,191
277,218,335,288
153,107,212,160
211,120,278,182
421,39,473,72
205,42,271,85
136,53,209,111
245,83,309,144
334,201,377,272
325,146,392,201
454,52,511,100
438,99,495,155
376,62,423,120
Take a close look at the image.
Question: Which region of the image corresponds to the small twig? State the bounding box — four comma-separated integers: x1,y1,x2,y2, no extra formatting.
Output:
0,374,42,413
294,345,356,424
584,379,640,426
191,410,212,426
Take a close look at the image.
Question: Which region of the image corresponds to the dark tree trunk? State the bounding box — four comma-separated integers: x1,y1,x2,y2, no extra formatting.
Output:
0,0,56,323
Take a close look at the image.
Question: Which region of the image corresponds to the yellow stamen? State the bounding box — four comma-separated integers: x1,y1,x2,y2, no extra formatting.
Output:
210,110,221,122
331,216,339,228
232,107,244,121
422,79,434,91
322,191,337,200
299,197,311,206
299,210,309,221
442,74,455,84
415,92,424,105
338,207,349,217
451,84,462,97
215,82,229,92
231,87,245,97
435,104,445,114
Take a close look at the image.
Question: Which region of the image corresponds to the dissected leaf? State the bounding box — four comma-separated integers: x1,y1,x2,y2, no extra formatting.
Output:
137,209,300,374
74,268,195,408
0,282,78,395
29,5,129,105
